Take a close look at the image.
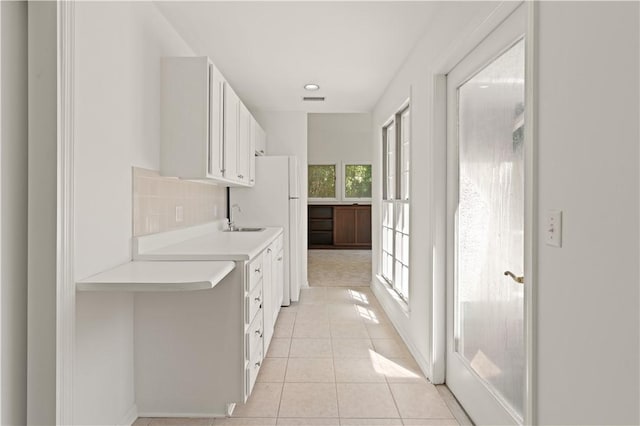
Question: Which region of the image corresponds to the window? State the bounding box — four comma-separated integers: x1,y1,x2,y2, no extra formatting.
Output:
308,164,337,199
381,105,410,302
343,164,372,200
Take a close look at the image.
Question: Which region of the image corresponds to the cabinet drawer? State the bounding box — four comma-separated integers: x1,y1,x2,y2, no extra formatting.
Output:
248,254,263,292
246,309,263,361
246,343,263,398
246,282,262,325
274,234,284,255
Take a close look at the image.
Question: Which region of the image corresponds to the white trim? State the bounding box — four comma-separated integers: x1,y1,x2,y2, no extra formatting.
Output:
523,2,538,424
429,74,447,385
0,4,3,423
120,404,138,426
56,1,75,424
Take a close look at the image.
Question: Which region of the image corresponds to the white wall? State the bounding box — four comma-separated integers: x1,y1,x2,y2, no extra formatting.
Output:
371,0,502,379
1,2,27,424
372,1,640,424
536,2,639,424
308,113,372,164
74,3,202,424
308,113,372,203
27,2,58,423
253,111,309,287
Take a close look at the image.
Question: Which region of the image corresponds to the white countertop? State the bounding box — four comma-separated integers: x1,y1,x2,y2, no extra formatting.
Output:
133,224,284,261
76,261,236,292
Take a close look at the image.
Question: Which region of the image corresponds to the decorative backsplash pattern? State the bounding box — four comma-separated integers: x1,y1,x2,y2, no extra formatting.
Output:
132,167,227,236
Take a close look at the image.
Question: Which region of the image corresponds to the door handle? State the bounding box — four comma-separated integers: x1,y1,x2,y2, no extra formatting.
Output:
504,271,524,284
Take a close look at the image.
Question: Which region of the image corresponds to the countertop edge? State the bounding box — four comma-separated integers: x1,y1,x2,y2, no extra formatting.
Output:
76,261,236,292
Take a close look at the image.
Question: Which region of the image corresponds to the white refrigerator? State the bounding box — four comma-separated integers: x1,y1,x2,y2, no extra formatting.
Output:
229,156,302,304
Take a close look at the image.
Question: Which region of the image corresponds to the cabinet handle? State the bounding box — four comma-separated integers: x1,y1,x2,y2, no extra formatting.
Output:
277,257,283,261
255,329,263,338
238,174,244,179
255,361,261,368
254,267,261,273
254,296,261,303
267,248,272,253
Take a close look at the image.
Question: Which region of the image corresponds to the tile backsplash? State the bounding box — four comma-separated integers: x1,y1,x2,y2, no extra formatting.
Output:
132,167,227,236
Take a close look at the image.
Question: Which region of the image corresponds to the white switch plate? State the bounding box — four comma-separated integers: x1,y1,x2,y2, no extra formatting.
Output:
175,205,184,223
545,209,562,247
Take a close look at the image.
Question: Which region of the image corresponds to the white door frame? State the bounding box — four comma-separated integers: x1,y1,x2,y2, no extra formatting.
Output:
58,1,76,424
429,1,537,424
0,4,3,422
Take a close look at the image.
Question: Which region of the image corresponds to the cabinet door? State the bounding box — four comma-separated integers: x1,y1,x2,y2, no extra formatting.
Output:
224,84,239,181
262,246,273,352
255,124,266,156
237,103,251,184
207,63,225,178
355,206,372,245
334,207,357,245
274,249,284,315
249,118,257,186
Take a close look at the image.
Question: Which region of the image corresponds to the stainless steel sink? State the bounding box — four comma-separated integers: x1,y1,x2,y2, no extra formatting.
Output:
223,227,266,232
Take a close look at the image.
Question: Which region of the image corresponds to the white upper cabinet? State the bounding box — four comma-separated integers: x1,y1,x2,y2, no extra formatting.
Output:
237,102,251,185
161,56,260,187
254,121,266,156
223,83,240,183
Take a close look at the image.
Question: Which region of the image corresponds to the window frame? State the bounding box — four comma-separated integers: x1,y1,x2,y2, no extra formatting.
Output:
307,163,340,202
342,161,373,202
380,101,411,303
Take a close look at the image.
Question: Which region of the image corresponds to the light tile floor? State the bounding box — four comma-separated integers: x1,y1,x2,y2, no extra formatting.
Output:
135,286,471,426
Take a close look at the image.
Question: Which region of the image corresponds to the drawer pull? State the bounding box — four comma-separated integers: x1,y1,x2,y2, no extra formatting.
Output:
254,267,262,273
267,248,272,253
255,329,263,338
255,361,261,368
277,257,283,261
254,296,261,303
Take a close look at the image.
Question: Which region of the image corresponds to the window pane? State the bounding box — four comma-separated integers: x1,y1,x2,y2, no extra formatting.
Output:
344,164,372,198
308,165,336,198
385,124,395,200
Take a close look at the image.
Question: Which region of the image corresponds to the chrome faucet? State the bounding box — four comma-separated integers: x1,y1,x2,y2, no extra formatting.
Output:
229,204,242,231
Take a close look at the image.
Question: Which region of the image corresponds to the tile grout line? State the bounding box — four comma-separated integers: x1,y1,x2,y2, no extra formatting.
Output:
275,311,295,420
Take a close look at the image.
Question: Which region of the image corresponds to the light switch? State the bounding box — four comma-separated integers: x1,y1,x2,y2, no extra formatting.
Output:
175,205,184,223
545,209,562,247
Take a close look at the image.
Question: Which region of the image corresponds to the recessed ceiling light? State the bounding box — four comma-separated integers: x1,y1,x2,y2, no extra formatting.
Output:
479,85,489,89
304,83,320,91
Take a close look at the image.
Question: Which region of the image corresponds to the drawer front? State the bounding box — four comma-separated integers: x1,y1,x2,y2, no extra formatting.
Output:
247,282,262,325
274,234,284,255
246,309,263,361
248,254,264,292
246,343,263,398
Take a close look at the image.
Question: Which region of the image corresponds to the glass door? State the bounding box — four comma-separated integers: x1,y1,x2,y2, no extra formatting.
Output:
446,5,527,424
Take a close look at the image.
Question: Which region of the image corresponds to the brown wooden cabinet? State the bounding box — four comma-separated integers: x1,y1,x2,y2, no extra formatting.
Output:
308,205,371,249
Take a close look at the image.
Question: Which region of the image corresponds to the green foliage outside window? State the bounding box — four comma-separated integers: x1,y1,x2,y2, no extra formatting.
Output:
308,165,336,198
345,164,372,198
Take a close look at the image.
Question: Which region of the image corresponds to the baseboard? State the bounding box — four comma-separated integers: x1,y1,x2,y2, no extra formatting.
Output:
137,411,226,418
120,404,138,426
370,278,433,381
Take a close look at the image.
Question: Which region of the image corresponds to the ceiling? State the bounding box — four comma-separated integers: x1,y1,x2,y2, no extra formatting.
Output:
155,1,444,113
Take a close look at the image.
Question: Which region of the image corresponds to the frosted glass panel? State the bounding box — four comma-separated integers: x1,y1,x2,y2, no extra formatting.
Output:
456,39,525,418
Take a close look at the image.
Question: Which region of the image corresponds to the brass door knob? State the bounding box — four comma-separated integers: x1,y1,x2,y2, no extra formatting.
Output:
504,271,524,284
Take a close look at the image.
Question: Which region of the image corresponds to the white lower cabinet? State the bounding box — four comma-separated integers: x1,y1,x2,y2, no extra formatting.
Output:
134,232,285,417
261,234,284,355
